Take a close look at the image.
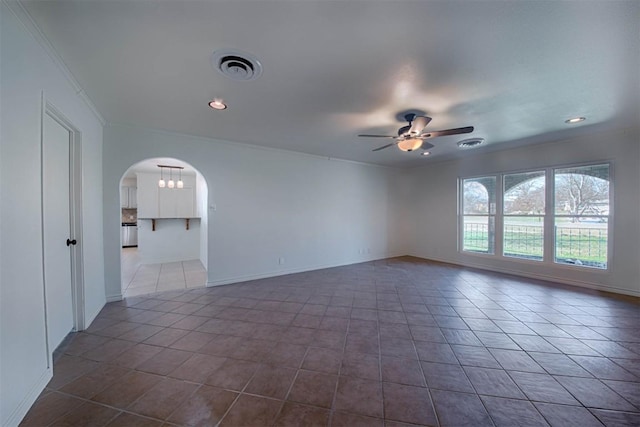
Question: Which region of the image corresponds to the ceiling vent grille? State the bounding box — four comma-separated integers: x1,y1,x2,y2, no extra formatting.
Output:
457,138,485,148
212,49,263,81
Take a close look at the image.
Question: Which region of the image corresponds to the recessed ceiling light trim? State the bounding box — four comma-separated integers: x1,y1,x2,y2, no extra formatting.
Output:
212,49,263,81
208,99,227,110
565,117,586,124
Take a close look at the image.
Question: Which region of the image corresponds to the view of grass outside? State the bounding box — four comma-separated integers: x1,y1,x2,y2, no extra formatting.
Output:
555,218,608,268
504,222,543,260
462,217,490,253
463,220,608,268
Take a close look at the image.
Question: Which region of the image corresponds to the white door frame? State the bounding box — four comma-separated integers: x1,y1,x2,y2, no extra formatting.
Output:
41,96,85,363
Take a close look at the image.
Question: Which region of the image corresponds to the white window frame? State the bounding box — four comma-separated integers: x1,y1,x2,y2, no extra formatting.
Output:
459,162,612,271
552,163,612,270
459,175,498,256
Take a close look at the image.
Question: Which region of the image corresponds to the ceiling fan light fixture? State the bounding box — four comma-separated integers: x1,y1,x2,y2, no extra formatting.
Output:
397,138,423,152
565,116,585,124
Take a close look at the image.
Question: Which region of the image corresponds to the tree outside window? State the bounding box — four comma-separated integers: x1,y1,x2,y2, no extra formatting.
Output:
503,171,545,261
554,164,609,268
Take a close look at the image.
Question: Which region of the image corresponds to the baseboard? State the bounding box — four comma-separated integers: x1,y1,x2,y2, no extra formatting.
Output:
207,253,402,287
410,255,640,298
105,293,123,302
3,368,52,427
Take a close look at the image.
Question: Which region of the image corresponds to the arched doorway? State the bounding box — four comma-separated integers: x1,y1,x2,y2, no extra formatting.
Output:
119,157,209,298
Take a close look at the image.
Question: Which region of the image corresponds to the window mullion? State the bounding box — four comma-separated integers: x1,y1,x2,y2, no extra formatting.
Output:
495,175,504,257
544,167,555,263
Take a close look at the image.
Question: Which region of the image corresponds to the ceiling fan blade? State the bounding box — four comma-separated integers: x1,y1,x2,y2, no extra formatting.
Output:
408,116,432,135
423,126,474,138
372,142,396,152
358,134,397,138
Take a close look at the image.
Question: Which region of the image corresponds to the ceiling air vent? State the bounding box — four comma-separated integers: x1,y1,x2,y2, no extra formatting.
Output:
211,49,263,81
457,137,485,149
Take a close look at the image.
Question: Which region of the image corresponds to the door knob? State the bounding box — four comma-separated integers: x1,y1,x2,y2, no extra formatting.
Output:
66,239,77,246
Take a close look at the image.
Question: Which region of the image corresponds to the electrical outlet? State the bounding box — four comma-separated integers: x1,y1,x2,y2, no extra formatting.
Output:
279,257,285,265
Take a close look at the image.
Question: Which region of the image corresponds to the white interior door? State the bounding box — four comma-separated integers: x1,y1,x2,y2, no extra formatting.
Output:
43,113,74,352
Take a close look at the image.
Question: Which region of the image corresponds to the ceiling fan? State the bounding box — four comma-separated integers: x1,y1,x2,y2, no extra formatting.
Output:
358,114,474,152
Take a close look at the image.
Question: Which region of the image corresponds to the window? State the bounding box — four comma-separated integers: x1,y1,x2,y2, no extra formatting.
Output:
554,164,609,269
503,171,545,261
461,177,496,254
459,163,610,270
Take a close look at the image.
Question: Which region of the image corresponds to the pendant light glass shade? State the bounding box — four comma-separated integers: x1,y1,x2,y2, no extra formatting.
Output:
177,169,184,188
167,169,175,188
158,167,166,187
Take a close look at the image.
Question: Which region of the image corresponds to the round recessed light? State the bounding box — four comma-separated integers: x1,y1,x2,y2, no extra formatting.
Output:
208,99,227,110
457,138,485,149
565,117,586,124
421,151,431,156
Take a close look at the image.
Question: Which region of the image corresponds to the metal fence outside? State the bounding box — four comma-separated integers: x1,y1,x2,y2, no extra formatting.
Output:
462,223,607,267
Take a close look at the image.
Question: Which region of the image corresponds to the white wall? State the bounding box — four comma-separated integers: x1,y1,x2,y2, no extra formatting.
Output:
407,127,640,297
197,172,208,267
0,2,105,426
138,219,201,264
103,124,408,300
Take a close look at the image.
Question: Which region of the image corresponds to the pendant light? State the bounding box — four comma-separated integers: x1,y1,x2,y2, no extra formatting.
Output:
177,168,184,189
168,168,175,188
158,167,166,188
157,164,185,188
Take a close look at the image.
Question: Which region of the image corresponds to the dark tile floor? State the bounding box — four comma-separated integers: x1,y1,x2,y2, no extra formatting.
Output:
21,257,640,426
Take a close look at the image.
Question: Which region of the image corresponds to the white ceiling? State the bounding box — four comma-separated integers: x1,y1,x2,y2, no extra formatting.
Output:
22,0,640,167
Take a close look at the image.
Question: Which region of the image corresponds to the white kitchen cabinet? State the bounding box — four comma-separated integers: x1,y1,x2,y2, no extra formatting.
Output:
128,187,137,208
158,187,195,218
136,173,159,218
120,186,137,208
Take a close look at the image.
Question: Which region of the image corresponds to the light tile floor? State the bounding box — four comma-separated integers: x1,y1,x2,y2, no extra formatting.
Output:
22,257,640,426
121,248,207,298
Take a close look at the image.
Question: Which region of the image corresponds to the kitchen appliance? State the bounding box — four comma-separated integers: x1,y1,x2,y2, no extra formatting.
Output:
121,223,138,247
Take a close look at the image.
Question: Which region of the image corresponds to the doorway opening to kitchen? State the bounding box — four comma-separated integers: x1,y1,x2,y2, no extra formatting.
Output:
119,157,209,298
